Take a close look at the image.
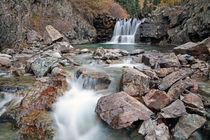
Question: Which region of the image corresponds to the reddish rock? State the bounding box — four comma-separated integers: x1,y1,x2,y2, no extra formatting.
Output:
173,114,206,139
120,68,150,96
143,89,170,110
167,77,193,101
158,69,192,91
95,92,154,129
182,93,204,109
135,67,159,80
155,67,179,78
173,39,209,56
159,53,181,68
160,100,187,118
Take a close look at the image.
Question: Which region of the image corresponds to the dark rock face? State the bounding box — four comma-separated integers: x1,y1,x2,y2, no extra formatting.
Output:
95,92,154,129
0,0,96,46
120,68,150,96
93,15,116,43
173,114,206,139
136,0,210,45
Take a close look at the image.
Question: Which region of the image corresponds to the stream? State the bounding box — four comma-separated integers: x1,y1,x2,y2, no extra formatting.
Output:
0,44,209,140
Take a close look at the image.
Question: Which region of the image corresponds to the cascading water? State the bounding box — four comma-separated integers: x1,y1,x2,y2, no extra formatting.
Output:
108,18,144,44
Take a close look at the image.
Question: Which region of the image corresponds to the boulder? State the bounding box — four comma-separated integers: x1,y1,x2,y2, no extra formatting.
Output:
155,67,179,78
173,114,206,139
158,69,192,91
167,77,193,101
31,57,57,77
76,68,111,90
173,40,209,56
0,57,11,67
44,25,63,44
120,68,150,96
182,93,204,109
158,53,180,68
143,89,170,110
160,100,187,118
95,92,154,129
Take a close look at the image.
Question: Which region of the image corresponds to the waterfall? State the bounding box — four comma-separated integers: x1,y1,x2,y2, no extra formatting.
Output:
53,77,107,140
108,18,144,44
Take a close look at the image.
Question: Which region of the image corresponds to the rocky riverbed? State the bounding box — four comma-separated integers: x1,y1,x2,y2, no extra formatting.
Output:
0,25,209,140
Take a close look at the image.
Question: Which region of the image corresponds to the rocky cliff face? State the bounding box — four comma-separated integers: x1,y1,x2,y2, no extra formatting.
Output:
136,0,210,45
0,0,96,48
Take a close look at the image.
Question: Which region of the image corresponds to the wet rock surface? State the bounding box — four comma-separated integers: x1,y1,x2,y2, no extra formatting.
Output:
95,92,154,129
173,114,206,140
120,68,150,96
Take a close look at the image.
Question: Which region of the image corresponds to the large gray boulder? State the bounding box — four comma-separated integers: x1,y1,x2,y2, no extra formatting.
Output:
95,92,154,129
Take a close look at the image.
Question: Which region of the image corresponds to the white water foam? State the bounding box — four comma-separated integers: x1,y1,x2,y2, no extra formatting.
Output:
107,18,145,44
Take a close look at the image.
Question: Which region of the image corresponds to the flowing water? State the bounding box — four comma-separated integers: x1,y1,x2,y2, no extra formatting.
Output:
108,18,144,44
53,55,145,140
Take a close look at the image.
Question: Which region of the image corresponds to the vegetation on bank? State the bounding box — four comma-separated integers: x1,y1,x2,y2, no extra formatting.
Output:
114,0,182,15
70,0,128,23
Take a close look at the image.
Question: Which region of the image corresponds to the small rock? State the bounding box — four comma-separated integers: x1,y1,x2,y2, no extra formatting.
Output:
160,99,187,118
173,114,206,140
135,67,159,80
155,67,179,78
158,69,192,91
120,68,150,96
142,52,162,68
95,92,154,129
129,49,144,55
80,48,90,53
144,123,170,140
143,89,170,110
27,30,42,43
138,119,157,136
54,42,73,53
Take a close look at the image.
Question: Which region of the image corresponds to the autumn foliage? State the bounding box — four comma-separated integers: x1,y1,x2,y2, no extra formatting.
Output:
70,0,129,23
